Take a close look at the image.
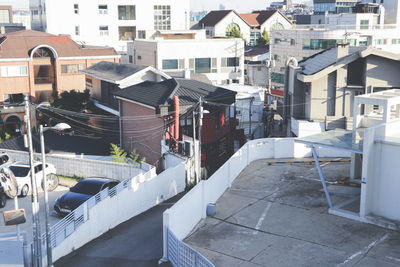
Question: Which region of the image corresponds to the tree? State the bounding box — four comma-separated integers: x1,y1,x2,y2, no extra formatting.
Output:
110,143,128,163
51,89,91,112
230,26,243,38
257,29,269,45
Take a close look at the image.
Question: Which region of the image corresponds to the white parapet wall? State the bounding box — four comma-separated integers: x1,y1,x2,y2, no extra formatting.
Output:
46,162,186,263
0,149,152,181
162,137,350,252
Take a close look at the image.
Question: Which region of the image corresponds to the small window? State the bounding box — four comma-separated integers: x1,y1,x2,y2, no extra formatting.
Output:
162,59,178,70
227,57,239,67
74,4,79,14
0,65,28,77
119,26,136,41
99,25,109,36
138,30,146,39
137,55,142,60
85,78,93,88
129,55,133,63
290,39,295,45
75,26,80,36
118,5,136,20
61,64,84,74
98,5,108,15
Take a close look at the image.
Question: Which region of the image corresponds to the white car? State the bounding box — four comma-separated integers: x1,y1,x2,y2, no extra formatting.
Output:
9,162,59,197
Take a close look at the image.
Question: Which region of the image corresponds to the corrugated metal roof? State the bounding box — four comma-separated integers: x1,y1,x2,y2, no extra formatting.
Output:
299,46,367,75
81,61,147,82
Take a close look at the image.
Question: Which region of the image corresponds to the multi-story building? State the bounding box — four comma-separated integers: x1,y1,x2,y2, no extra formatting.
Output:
29,0,190,54
270,6,400,90
0,30,119,134
128,30,245,85
0,5,26,33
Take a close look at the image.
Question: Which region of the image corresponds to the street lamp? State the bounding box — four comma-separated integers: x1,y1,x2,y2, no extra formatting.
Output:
40,123,71,267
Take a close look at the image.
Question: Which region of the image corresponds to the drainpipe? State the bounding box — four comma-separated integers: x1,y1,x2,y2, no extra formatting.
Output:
174,96,179,141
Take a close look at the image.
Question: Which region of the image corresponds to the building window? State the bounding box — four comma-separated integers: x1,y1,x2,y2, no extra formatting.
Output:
61,64,84,74
359,40,368,46
195,58,211,73
119,26,136,41
303,39,340,50
85,78,93,88
99,26,109,36
392,39,400,44
0,65,28,77
271,72,284,84
74,4,79,14
375,39,383,45
75,26,80,36
0,9,10,23
249,32,261,46
360,20,369,30
129,55,133,63
162,59,179,70
154,5,171,30
138,30,146,39
227,57,239,67
98,5,108,15
118,5,135,20
290,39,296,45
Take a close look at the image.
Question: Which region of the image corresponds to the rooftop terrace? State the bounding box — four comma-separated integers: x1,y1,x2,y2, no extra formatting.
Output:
185,160,400,267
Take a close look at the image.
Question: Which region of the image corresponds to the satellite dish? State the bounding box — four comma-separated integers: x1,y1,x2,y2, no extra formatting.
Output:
0,167,18,198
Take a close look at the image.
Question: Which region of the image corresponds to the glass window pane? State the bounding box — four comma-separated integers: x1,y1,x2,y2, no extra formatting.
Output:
195,58,211,73
162,59,178,70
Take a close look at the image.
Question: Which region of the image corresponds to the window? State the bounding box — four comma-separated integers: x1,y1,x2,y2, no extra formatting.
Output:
154,5,171,30
99,26,109,36
0,65,28,77
98,5,108,14
138,30,146,39
137,55,142,60
61,64,84,74
375,39,383,45
75,26,80,36
3,94,23,104
129,55,133,63
271,72,284,84
86,78,93,88
118,5,135,20
227,57,239,67
31,10,39,15
195,58,211,73
249,32,261,46
360,20,369,30
162,59,178,70
303,39,339,50
392,39,400,44
290,39,296,45
0,9,10,23
74,4,79,14
274,38,282,44
119,26,136,41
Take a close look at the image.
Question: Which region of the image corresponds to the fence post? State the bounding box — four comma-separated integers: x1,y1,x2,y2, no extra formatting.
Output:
159,213,170,264
227,159,231,188
246,142,250,166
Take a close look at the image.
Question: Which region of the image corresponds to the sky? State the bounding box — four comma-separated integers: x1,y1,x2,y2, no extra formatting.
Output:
190,0,269,13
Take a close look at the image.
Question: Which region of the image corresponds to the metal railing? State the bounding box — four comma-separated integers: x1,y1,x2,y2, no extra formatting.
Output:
277,23,399,31
167,229,214,267
39,174,137,254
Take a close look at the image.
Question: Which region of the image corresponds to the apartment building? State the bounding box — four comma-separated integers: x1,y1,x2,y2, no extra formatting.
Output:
0,30,119,134
30,0,190,53
128,30,245,85
270,8,400,89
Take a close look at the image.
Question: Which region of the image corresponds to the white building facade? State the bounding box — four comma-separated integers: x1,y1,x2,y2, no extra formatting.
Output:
128,30,245,85
270,13,400,88
30,0,190,53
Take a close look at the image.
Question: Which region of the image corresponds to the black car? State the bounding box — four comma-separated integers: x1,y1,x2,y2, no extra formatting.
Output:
54,178,119,215
0,185,6,208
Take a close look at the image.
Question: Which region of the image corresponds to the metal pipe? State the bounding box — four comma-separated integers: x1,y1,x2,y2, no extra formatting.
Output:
13,196,20,240
40,125,52,266
192,108,198,183
198,97,203,180
311,146,333,208
24,95,42,267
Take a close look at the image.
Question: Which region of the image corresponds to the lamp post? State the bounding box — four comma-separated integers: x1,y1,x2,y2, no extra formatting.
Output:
40,123,71,267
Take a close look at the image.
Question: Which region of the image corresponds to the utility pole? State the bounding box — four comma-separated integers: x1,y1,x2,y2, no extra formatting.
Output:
24,95,42,267
198,97,203,181
192,107,198,183
40,125,52,267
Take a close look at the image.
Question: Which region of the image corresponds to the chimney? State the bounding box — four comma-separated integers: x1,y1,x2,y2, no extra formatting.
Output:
336,43,349,59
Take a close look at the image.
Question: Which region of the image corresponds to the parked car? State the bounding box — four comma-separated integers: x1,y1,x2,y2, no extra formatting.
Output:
9,162,59,197
0,185,6,208
54,178,119,215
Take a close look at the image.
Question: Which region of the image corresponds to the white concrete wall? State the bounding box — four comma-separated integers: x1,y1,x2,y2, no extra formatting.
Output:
163,137,350,242
213,12,250,42
260,12,292,32
1,149,149,181
360,119,400,222
291,117,325,137
52,162,186,261
40,0,190,52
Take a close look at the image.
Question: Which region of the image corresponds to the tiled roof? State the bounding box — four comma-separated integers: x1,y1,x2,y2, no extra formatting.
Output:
198,10,233,27
114,79,178,107
114,78,237,108
239,14,260,26
245,45,269,57
0,30,117,59
299,46,367,75
81,61,147,83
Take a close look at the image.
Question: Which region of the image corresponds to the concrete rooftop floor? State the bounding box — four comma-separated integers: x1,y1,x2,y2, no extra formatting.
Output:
185,159,400,267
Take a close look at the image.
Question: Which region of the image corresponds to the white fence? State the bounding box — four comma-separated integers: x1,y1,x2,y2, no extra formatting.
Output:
36,162,185,264
1,149,152,181
162,138,350,264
